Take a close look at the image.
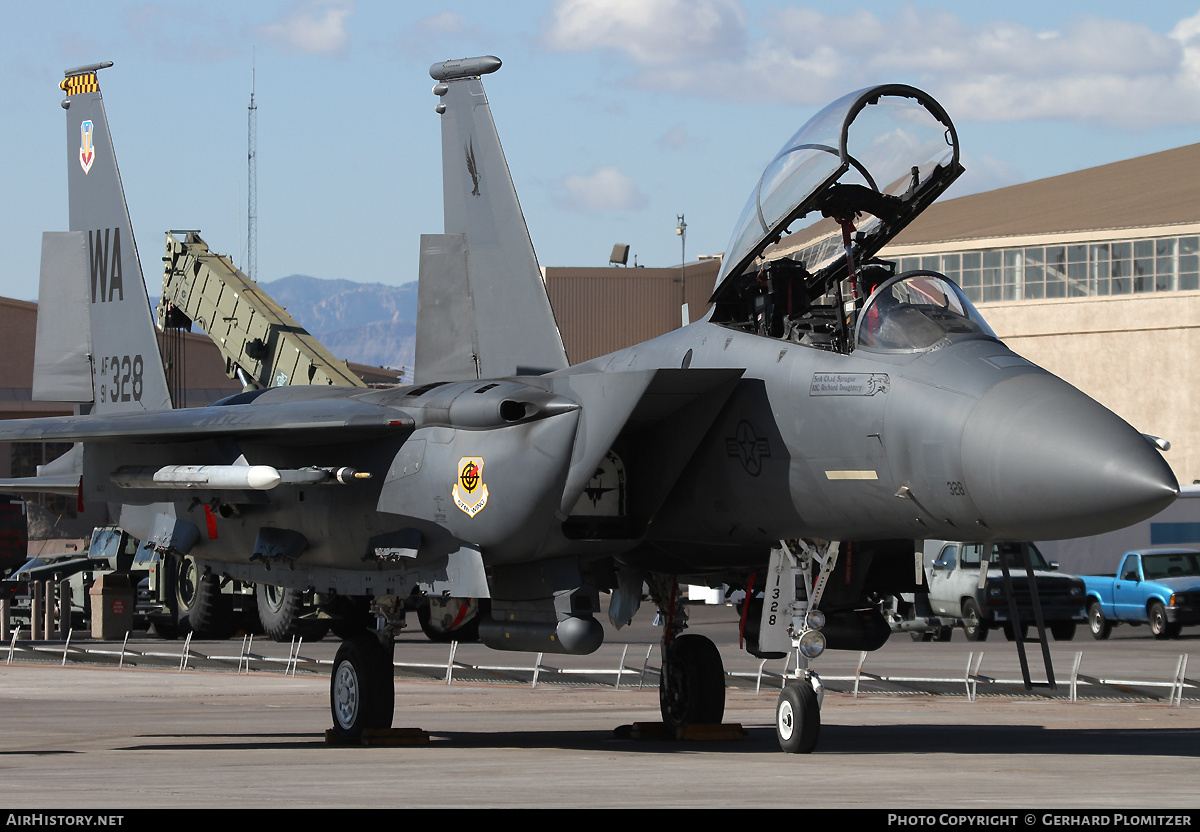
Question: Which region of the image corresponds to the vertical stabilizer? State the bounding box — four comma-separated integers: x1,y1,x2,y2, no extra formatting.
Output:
33,231,93,402
415,57,568,384
57,63,171,413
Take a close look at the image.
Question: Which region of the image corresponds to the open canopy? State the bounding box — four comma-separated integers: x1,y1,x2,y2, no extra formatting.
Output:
713,84,961,306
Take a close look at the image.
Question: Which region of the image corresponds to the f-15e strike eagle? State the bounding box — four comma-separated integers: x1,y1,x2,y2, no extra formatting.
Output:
0,57,1177,753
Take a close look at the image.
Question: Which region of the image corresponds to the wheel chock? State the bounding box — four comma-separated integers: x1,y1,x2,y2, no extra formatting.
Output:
324,727,430,746
617,722,745,741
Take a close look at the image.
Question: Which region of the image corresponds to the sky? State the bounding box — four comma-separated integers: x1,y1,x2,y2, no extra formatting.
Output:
4,1,1200,301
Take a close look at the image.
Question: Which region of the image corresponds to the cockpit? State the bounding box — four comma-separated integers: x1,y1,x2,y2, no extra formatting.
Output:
710,84,995,355
856,272,995,352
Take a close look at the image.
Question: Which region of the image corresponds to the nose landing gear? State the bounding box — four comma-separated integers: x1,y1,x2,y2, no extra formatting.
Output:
761,539,840,753
776,680,820,754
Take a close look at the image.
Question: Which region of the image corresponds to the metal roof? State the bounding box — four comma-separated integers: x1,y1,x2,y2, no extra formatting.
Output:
890,143,1200,246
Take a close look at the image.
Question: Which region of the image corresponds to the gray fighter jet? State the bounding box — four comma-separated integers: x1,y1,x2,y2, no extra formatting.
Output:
0,59,1178,753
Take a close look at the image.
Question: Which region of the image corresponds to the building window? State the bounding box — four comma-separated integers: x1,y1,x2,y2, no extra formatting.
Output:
898,233,1200,303
1181,237,1199,291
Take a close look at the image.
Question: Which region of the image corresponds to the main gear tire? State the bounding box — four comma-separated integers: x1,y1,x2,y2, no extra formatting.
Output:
659,633,726,728
330,635,395,742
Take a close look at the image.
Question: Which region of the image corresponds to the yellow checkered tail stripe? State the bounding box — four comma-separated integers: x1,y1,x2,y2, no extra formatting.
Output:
60,73,99,96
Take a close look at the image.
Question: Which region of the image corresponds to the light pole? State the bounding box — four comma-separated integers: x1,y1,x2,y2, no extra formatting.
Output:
676,214,687,312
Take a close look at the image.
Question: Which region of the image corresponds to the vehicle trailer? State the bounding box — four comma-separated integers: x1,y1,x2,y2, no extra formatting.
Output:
1084,549,1200,639
0,526,266,640
2,528,146,633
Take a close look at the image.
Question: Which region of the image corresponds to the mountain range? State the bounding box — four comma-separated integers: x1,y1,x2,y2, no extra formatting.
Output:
257,275,418,372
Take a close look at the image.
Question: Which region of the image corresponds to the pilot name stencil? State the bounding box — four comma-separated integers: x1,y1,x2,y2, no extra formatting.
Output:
809,372,889,397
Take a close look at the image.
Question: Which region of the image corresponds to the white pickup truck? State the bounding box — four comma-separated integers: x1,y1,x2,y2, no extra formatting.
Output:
887,541,1086,641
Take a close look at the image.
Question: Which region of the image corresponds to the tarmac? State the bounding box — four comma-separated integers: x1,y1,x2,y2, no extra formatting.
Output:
1,603,1198,809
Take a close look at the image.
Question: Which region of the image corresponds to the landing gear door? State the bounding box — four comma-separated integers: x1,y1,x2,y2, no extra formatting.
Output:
759,546,799,656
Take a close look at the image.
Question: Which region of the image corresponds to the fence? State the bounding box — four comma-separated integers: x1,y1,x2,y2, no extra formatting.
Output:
3,629,1197,706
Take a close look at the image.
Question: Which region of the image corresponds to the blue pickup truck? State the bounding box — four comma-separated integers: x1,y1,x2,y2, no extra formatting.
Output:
1084,549,1200,639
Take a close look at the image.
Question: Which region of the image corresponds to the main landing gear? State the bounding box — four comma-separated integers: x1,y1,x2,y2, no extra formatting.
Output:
330,634,396,742
660,633,726,728
329,598,403,742
647,575,727,731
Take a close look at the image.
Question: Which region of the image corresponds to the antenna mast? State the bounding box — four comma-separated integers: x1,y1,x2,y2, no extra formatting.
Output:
247,51,258,281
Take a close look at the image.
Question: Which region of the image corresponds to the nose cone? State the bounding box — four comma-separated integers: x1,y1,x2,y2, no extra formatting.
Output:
961,372,1178,540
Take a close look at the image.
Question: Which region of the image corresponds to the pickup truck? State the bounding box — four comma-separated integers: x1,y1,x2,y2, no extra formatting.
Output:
922,541,1086,641
1084,549,1200,639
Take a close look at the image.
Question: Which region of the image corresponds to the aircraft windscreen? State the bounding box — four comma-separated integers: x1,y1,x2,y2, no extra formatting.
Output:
856,273,995,351
1142,552,1200,580
716,86,957,289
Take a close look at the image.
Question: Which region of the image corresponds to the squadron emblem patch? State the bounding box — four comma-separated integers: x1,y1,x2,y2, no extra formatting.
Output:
453,456,489,517
79,120,95,174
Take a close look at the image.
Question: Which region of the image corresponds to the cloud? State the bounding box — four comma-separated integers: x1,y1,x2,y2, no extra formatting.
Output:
555,166,648,212
542,2,1200,127
399,11,490,56
944,152,1024,199
417,12,469,35
657,126,690,149
117,5,241,61
413,11,488,40
259,1,353,56
543,0,747,65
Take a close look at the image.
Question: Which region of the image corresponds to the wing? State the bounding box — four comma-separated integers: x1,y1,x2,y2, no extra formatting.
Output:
0,397,413,445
